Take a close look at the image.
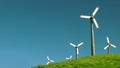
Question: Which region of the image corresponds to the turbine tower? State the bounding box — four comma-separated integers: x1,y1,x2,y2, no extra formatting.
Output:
104,36,117,54
80,6,100,56
69,42,83,59
46,56,54,65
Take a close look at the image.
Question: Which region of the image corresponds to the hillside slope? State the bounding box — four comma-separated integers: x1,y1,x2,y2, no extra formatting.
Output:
34,54,120,68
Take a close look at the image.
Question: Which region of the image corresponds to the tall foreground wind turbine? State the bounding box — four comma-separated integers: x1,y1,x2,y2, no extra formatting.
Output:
69,42,83,59
80,6,100,56
104,36,117,54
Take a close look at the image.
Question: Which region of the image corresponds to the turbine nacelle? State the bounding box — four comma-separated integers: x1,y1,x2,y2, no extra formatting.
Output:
80,6,99,29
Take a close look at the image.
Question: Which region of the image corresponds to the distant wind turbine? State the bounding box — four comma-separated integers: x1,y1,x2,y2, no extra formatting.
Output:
66,55,72,60
69,42,84,59
104,36,117,54
46,56,54,65
80,6,100,56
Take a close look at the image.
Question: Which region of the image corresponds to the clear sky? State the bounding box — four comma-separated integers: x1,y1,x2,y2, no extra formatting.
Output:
0,0,120,68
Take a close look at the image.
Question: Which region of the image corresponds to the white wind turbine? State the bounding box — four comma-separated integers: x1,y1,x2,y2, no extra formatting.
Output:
104,36,117,54
46,56,54,65
80,6,100,56
66,55,72,60
69,42,84,59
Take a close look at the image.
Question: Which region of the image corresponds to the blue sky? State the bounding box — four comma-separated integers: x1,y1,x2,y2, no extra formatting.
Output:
0,0,120,68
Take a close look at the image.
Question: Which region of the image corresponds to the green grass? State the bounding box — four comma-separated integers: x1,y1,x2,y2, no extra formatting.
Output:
33,54,120,68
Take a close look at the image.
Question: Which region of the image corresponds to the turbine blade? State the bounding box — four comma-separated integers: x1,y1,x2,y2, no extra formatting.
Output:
77,42,84,47
80,15,91,19
69,42,76,47
106,37,110,43
76,48,79,55
47,62,50,65
47,56,50,60
93,18,99,29
104,45,109,50
92,6,99,16
110,44,116,48
70,55,72,59
50,60,54,62
66,57,69,60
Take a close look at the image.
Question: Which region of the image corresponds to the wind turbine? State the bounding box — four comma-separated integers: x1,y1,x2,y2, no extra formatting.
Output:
104,36,117,54
69,42,83,59
46,56,54,65
80,6,100,56
66,55,72,60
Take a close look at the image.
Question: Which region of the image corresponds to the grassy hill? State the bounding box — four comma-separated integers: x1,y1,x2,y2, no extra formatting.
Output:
34,54,120,68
